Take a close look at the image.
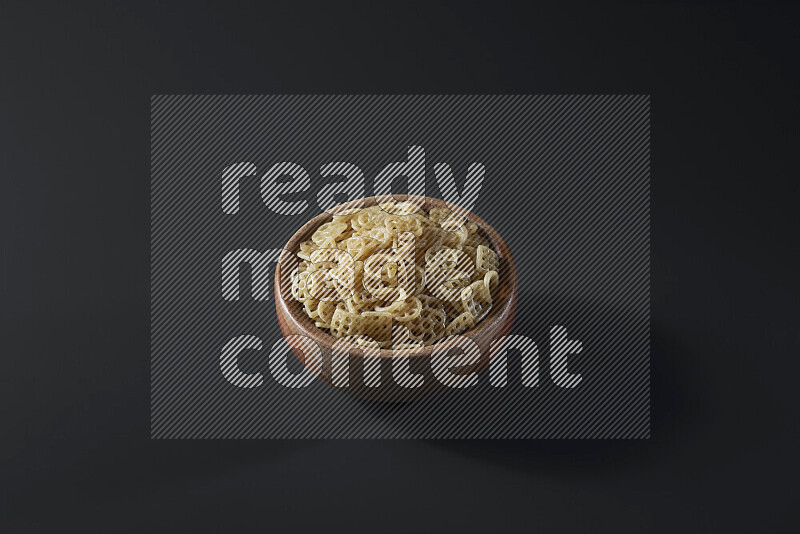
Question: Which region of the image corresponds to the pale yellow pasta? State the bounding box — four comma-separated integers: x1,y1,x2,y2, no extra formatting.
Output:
291,201,501,348
444,311,475,337
475,244,498,276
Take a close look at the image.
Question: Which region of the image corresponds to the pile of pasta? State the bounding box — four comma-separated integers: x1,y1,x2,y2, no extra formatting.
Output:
290,201,500,349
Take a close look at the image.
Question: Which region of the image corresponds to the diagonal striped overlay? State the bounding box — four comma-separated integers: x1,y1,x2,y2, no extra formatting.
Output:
151,95,650,439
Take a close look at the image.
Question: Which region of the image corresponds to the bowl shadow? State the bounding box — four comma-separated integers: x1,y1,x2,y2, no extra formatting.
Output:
341,291,703,472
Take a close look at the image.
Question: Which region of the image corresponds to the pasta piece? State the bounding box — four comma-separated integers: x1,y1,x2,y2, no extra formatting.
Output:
444,311,475,337
475,245,498,276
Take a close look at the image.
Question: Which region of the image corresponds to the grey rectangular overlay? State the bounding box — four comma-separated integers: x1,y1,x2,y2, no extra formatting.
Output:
151,95,650,438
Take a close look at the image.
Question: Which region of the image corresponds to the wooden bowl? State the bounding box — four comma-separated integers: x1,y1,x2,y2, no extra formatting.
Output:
274,195,518,402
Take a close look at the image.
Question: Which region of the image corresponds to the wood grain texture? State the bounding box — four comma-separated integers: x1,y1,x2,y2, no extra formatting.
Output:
274,195,518,401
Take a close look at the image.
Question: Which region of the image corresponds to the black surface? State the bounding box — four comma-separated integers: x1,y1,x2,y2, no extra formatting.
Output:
1,1,798,531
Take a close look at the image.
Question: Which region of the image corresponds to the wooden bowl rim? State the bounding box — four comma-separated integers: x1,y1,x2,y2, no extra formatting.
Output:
274,195,518,359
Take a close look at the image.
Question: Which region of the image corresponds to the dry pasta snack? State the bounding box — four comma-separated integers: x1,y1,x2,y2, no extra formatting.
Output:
290,201,500,348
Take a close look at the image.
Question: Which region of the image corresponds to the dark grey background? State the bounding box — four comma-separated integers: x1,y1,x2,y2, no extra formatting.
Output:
151,95,649,438
2,0,798,531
